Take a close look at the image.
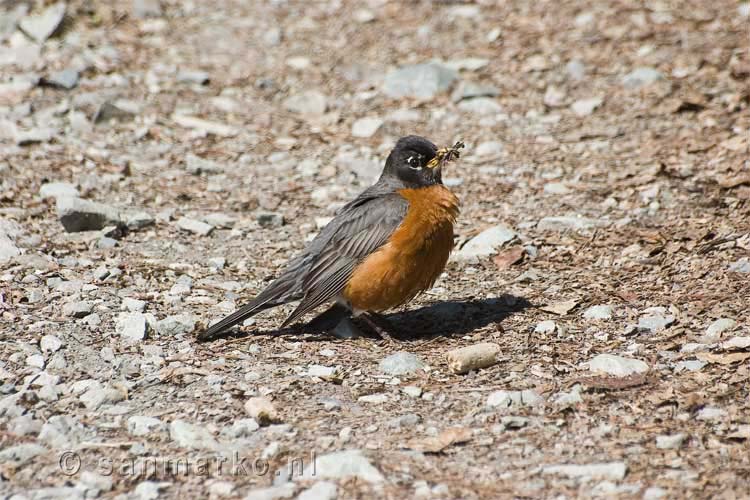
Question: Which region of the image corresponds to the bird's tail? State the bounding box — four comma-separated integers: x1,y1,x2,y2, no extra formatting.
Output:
197,298,276,341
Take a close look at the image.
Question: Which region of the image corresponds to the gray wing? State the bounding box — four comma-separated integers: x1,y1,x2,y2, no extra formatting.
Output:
279,191,409,327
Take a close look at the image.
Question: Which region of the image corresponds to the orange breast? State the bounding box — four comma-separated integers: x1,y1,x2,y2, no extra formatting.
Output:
342,185,460,312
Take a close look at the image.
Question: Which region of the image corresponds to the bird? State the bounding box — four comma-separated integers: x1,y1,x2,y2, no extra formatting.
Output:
198,135,464,341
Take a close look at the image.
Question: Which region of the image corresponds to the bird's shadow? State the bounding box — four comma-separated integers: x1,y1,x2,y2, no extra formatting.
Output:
206,295,532,342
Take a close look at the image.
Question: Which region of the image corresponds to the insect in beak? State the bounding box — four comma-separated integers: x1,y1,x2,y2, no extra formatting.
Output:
426,141,465,169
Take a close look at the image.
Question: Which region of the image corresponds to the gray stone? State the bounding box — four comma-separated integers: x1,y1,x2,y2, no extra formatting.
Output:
177,70,209,85
26,487,84,500
358,393,389,404
445,57,489,72
537,215,608,232
584,354,649,377
185,154,224,175
94,101,136,124
566,59,586,80
79,382,124,410
202,213,235,229
552,385,584,408
457,97,503,115
389,413,421,429
452,81,500,102
696,407,727,421
257,212,284,228
656,433,686,450
169,274,193,295
117,312,147,343
544,86,566,107
454,224,516,261
379,352,426,375
299,449,383,482
571,96,603,116
126,211,155,230
622,67,664,88
15,127,57,146
542,462,627,481
169,419,219,450
133,0,162,18
535,320,556,333
740,3,750,18
0,443,46,466
487,389,544,408
221,418,260,438
40,334,63,353
0,229,20,263
706,318,736,337
78,471,113,496
172,114,239,137
127,415,165,436
176,217,214,236
402,386,422,398
132,481,170,500
38,415,85,449
351,117,383,138
18,2,66,42
307,365,337,378
638,313,675,333
298,481,337,500
39,182,78,199
675,360,706,372
155,314,196,336
56,197,121,232
244,483,295,500
382,63,458,99
643,487,667,500
729,258,750,273
43,68,79,90
283,91,328,116
583,305,613,320
63,301,93,318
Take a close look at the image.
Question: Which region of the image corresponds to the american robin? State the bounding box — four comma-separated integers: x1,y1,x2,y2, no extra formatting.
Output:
198,135,464,341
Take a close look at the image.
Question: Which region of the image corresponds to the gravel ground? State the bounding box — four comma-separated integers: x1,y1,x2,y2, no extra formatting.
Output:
1,0,749,498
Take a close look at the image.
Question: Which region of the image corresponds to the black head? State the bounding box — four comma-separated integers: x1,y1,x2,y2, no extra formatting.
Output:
380,135,443,188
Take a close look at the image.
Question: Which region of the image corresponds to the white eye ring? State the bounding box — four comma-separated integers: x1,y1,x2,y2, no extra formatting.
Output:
407,155,422,170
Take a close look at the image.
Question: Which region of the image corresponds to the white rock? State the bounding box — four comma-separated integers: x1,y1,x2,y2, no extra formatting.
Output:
307,365,337,378
127,416,165,437
244,483,295,500
39,182,78,199
297,481,337,500
283,91,328,116
358,393,389,404
571,96,603,117
382,63,457,99
696,407,727,421
40,334,63,353
351,117,383,138
584,354,649,377
298,449,383,483
454,224,517,261
379,352,426,375
706,318,735,337
535,320,556,333
172,114,239,137
538,215,608,232
169,420,219,450
722,336,750,349
655,433,686,450
286,56,311,70
487,389,543,408
402,386,423,398
19,2,66,42
176,217,214,236
584,305,613,320
457,97,503,115
622,67,663,88
122,297,146,312
643,487,667,500
117,312,147,343
542,462,627,481
474,141,504,157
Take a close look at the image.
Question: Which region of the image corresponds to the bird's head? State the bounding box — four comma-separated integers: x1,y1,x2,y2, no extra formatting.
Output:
381,135,464,188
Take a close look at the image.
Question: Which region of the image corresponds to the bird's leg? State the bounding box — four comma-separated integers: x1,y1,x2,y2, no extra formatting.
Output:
359,312,402,343
331,316,366,339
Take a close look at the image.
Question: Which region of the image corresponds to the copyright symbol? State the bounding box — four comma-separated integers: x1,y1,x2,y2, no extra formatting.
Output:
59,451,81,476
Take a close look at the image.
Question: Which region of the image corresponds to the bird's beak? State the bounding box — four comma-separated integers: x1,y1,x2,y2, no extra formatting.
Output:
426,141,465,169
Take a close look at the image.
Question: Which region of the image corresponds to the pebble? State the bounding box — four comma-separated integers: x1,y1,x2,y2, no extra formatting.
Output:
297,481,337,500
56,197,121,232
445,57,489,71
94,101,136,124
622,67,664,88
169,420,219,450
257,212,285,228
706,318,735,337
566,59,586,80
155,314,196,336
638,312,675,333
40,334,62,353
474,141,504,157
351,117,383,138
63,301,93,318
730,257,750,273
543,86,566,107
79,382,125,410
722,336,750,349
358,393,389,405
402,386,423,398
583,305,613,320
171,114,239,137
176,70,210,85
454,224,516,261
39,182,78,199
353,9,375,23
185,154,225,175
537,215,608,232
298,449,383,482
379,352,426,375
0,443,46,466
283,90,328,116
656,433,686,450
132,481,170,500
18,2,66,42
169,275,193,296
535,320,556,333
542,462,627,481
457,97,503,115
176,217,214,236
382,63,457,99
116,312,147,343
42,68,79,90
487,389,544,408
203,213,236,229
128,416,165,436
220,418,260,438
207,481,234,497
696,407,727,421
584,354,649,377
125,211,155,230
307,365,336,378
244,483,295,500
78,471,113,496
543,182,570,195
675,360,706,372
571,96,603,116
133,0,162,18
245,397,280,425
643,487,667,500
38,415,85,449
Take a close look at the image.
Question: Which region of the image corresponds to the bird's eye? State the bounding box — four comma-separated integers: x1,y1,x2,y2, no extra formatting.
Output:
406,155,422,170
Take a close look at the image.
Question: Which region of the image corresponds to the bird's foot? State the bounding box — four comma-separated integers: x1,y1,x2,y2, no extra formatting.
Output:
359,312,403,343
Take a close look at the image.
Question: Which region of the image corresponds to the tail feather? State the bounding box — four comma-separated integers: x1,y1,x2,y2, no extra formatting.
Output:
198,298,275,341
